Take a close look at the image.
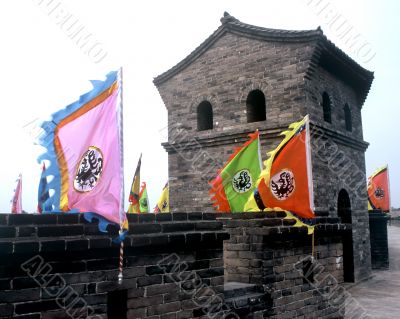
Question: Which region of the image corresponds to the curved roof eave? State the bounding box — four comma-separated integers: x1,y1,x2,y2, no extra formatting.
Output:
153,12,320,86
153,12,374,106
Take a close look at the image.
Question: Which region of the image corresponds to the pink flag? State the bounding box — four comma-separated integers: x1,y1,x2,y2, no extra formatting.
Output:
11,174,22,214
38,70,126,230
59,87,121,223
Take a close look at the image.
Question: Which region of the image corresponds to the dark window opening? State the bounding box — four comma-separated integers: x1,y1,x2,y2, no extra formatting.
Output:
344,104,352,132
246,89,266,123
107,289,127,319
197,101,213,131
322,92,332,123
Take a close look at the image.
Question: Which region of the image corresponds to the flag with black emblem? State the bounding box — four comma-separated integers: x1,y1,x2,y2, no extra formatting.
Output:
37,70,128,235
368,165,390,212
154,182,169,213
139,182,150,213
245,115,315,220
209,131,262,212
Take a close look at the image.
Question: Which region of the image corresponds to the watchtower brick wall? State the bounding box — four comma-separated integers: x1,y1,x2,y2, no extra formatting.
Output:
154,13,374,283
306,59,373,281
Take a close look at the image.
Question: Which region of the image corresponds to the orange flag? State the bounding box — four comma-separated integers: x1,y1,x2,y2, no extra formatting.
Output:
245,115,315,219
368,166,390,212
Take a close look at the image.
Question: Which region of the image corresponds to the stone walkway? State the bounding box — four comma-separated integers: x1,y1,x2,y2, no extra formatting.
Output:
345,225,400,318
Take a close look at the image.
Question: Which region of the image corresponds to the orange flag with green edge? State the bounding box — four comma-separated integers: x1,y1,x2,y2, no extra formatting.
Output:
210,131,262,212
368,165,390,212
245,115,315,219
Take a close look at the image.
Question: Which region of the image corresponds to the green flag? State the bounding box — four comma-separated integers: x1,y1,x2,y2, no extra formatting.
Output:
139,182,149,213
210,131,262,212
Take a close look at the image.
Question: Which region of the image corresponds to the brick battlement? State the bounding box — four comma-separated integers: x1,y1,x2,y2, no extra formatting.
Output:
0,212,348,318
0,213,227,256
0,212,231,319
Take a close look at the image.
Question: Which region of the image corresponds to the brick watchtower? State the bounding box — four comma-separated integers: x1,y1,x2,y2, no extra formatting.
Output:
154,12,374,282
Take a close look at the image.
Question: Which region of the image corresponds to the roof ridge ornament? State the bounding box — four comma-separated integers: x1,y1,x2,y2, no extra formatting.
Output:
221,11,240,24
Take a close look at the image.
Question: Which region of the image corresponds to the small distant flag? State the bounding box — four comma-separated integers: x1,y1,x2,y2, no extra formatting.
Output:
128,154,142,213
368,165,391,212
37,70,127,234
210,131,262,212
139,182,150,213
245,115,315,220
37,163,51,213
154,182,169,213
11,174,22,214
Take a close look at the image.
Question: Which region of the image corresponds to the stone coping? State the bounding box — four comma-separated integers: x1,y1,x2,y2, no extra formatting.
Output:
0,213,227,254
0,212,349,254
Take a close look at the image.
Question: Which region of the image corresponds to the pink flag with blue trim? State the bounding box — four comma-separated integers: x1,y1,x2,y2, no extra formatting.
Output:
38,70,127,233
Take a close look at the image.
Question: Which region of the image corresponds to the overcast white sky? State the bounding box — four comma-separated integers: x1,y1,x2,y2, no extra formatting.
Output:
0,0,399,212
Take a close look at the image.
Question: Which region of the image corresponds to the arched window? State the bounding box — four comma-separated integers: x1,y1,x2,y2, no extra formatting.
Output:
246,89,266,123
344,104,352,132
322,92,332,123
197,101,213,131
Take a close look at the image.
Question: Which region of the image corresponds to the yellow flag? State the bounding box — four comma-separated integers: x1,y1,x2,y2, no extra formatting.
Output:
154,182,169,213
127,154,142,213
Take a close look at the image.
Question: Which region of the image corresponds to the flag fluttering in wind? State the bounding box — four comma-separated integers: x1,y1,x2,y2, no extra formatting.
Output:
245,115,315,220
139,182,150,213
37,163,51,214
11,174,22,214
154,182,169,213
210,131,262,212
128,154,142,213
37,70,127,233
368,165,391,212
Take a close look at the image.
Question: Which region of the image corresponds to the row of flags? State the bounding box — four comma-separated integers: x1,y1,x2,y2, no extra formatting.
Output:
210,116,315,220
9,69,391,229
11,163,169,214
6,70,391,283
209,116,315,234
126,153,169,213
12,158,170,215
209,115,392,221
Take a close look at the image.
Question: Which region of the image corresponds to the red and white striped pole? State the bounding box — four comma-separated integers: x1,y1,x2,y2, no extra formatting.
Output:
118,236,124,284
